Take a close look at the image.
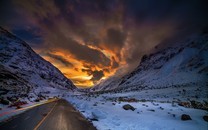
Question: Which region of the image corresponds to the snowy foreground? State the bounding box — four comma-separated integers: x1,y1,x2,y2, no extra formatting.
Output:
1,86,207,130
65,88,208,130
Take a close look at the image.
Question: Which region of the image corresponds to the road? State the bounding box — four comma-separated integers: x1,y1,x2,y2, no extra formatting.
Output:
0,99,97,130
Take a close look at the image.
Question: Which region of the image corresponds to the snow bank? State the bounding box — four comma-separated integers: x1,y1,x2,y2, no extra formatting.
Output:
65,89,208,130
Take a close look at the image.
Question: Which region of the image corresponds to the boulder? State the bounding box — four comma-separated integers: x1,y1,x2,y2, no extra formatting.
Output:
90,118,98,121
147,109,155,112
122,104,135,111
181,114,192,121
203,115,208,122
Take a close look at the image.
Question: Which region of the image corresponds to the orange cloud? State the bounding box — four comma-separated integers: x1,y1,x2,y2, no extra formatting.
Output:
37,48,118,87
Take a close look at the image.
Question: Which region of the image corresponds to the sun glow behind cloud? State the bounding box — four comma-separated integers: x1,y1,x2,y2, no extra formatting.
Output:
37,46,117,87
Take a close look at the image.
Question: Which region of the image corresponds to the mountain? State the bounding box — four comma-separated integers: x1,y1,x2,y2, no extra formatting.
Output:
0,27,76,97
92,33,208,92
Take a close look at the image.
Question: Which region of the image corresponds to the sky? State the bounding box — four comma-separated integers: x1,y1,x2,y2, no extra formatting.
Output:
0,0,208,87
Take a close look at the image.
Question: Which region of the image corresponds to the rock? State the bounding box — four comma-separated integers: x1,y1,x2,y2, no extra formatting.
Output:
159,107,164,110
147,109,155,112
34,98,40,102
203,115,208,122
181,114,192,121
122,104,135,111
16,106,22,109
90,118,98,121
178,102,191,108
168,112,171,114
190,100,203,109
7,96,18,102
0,99,10,105
117,97,138,102
9,101,27,108
92,109,107,119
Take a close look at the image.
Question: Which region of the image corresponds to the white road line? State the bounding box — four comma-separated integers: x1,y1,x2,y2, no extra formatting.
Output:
24,116,30,120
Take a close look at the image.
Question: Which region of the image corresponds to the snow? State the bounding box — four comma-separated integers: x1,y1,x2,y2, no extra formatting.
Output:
91,109,107,119
65,87,208,130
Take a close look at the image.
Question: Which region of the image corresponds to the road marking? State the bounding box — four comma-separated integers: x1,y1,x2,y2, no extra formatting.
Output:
33,101,58,130
24,116,30,120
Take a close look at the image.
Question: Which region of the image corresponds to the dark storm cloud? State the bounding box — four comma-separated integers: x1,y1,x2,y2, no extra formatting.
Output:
0,0,35,34
46,53,74,67
70,43,111,67
11,0,112,68
12,27,43,45
1,0,208,86
45,29,111,67
82,69,104,83
124,0,208,24
52,0,114,43
0,0,12,24
90,70,104,83
105,28,127,51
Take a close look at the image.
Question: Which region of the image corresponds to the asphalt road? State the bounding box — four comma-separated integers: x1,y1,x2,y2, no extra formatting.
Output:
0,99,97,130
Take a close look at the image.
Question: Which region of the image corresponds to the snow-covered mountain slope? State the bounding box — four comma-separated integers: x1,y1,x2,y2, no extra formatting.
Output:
92,33,208,92
0,27,76,96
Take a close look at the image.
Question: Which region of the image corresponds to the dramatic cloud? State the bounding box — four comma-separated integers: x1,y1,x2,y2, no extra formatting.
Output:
1,0,208,87
90,70,104,84
46,53,74,67
82,69,104,84
106,28,126,47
